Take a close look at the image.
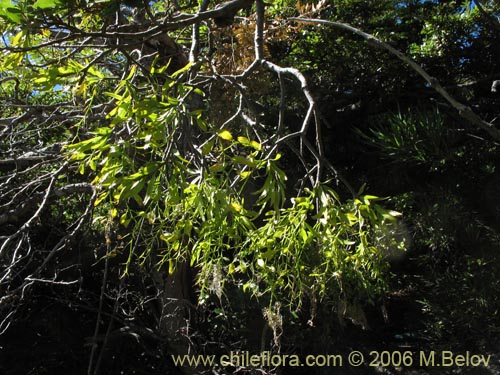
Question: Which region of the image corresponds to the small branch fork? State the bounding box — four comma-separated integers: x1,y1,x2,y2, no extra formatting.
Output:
209,0,354,194
256,2,353,194
0,161,96,334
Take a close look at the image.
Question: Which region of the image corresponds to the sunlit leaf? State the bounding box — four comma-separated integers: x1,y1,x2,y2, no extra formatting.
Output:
0,1,21,23
33,0,60,9
218,130,233,141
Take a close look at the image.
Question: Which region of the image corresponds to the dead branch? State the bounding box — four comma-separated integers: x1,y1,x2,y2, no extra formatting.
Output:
290,17,500,141
0,182,94,227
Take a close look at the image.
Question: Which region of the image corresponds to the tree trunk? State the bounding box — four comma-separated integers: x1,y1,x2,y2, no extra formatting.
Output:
153,263,200,375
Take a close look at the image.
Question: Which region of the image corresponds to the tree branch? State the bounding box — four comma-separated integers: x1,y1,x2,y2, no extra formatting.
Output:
0,182,94,227
474,0,500,34
290,17,500,141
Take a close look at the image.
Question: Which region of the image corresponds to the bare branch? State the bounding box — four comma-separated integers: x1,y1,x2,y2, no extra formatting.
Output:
255,0,265,61
290,17,500,141
189,0,211,62
0,155,60,172
0,182,94,227
24,277,80,285
260,60,354,194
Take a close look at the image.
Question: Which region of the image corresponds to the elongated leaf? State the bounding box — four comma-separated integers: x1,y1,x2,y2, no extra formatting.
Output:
33,0,60,9
218,130,233,141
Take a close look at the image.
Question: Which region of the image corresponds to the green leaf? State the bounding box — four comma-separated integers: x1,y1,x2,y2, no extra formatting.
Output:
125,64,137,81
201,140,214,156
250,140,262,151
232,155,256,167
120,212,131,227
218,130,233,141
237,136,251,146
104,91,124,101
171,61,193,78
33,0,60,9
0,0,21,23
239,170,251,179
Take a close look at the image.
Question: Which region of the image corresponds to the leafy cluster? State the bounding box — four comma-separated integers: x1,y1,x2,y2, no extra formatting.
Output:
2,0,500,373
62,57,403,310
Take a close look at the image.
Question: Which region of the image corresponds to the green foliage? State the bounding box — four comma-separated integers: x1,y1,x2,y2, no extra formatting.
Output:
236,188,404,305
358,109,456,169
64,61,404,308
389,185,500,348
4,0,500,370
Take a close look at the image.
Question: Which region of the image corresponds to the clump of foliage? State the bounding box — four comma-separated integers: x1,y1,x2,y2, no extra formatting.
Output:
63,59,403,311
2,0,500,373
359,109,455,168
0,0,410,371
